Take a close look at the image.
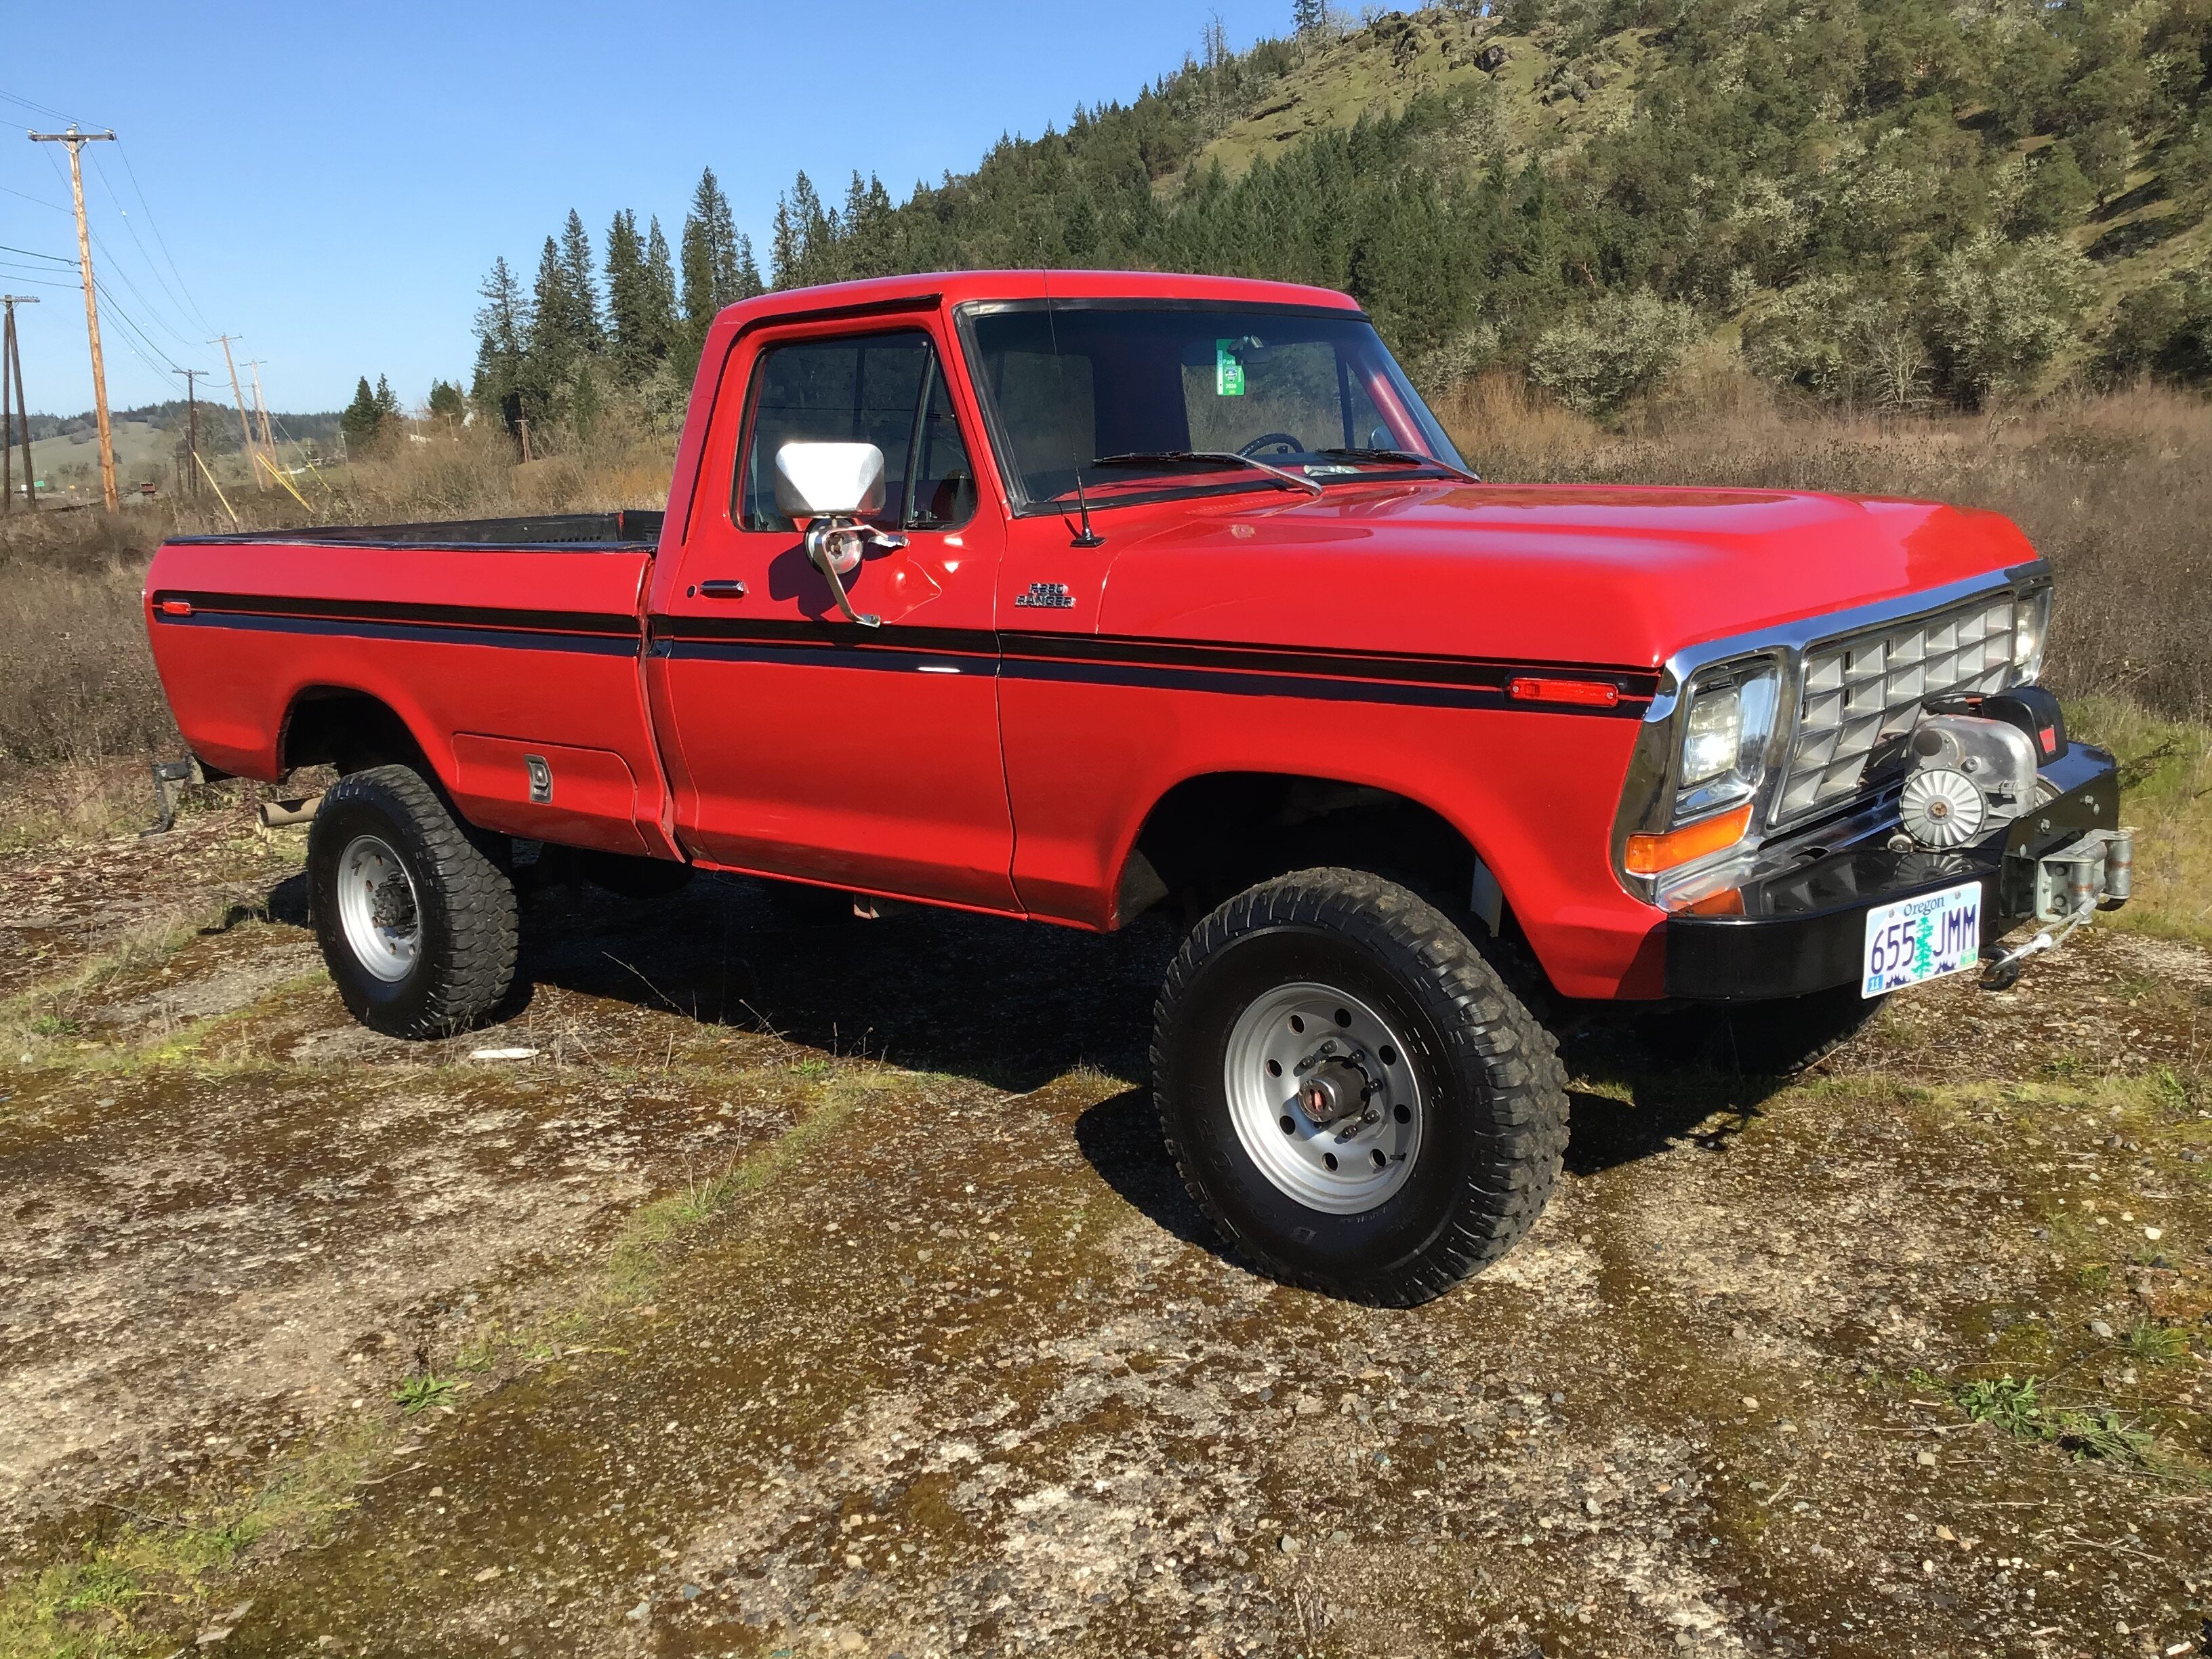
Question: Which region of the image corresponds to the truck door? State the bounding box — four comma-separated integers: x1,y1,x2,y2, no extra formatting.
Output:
648,316,1017,912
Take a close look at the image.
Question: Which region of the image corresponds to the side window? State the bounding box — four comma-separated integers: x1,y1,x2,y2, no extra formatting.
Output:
735,329,974,533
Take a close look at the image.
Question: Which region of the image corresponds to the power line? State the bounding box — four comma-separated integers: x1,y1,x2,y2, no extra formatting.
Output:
0,85,83,125
0,180,70,213
86,149,206,351
0,241,72,264
112,142,217,335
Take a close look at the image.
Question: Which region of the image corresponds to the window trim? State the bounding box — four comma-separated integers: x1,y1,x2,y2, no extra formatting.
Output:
728,325,977,535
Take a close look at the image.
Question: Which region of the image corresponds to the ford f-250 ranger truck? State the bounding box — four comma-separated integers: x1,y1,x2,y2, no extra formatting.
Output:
145,270,2130,1306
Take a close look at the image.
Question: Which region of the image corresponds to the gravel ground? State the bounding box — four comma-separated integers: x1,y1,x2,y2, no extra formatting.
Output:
1,800,2206,1659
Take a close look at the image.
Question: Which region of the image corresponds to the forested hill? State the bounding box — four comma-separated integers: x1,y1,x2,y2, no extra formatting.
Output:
470,0,2212,430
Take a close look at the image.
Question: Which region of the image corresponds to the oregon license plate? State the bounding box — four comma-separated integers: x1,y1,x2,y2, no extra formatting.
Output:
1862,880,1984,998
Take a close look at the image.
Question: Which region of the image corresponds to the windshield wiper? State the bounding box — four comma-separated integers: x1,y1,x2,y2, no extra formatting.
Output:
1090,451,1324,499
1318,447,1482,483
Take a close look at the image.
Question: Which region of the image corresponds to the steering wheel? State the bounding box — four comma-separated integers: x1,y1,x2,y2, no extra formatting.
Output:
1239,432,1304,457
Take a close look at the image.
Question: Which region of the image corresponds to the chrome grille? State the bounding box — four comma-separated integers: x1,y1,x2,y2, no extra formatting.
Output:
1775,594,2018,823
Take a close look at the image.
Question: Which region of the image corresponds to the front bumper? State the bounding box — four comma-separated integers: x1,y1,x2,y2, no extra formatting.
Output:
1664,741,2123,1001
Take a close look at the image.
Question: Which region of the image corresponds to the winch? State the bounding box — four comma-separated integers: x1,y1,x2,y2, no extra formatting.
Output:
1887,690,2133,980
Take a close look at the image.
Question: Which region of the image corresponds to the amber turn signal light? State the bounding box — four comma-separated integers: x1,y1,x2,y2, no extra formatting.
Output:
1624,802,1754,876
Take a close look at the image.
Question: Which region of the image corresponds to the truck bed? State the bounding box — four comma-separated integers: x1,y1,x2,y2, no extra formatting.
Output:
145,511,680,861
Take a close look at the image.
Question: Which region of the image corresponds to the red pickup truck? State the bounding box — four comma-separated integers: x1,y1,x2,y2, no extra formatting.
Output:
146,270,2129,1305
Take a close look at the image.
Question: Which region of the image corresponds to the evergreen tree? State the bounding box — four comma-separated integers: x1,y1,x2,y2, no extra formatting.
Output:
427,380,466,422
734,232,764,300
470,255,530,416
680,167,742,358
1292,0,1328,36
606,208,675,384
373,375,401,420
643,215,681,349
340,376,383,449
527,219,604,419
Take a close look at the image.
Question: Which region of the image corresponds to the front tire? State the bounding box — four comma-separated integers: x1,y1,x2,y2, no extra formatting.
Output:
1152,869,1570,1307
308,764,518,1038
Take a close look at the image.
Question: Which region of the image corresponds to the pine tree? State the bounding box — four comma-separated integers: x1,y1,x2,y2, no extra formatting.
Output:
427,380,466,422
558,209,605,355
1292,0,1328,37
734,232,764,300
772,171,831,288
679,167,742,359
470,255,531,416
340,376,382,449
643,215,681,350
373,375,401,420
606,208,674,384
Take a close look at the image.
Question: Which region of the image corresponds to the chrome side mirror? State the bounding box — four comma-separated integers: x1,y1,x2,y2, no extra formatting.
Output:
773,441,906,629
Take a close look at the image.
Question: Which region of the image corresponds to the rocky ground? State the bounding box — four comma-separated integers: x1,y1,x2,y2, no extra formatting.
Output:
1,800,2207,1659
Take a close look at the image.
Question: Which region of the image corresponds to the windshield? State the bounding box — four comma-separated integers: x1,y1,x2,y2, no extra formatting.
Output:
959,302,1468,510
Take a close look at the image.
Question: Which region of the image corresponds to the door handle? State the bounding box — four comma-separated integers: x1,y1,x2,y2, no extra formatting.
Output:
695,579,747,600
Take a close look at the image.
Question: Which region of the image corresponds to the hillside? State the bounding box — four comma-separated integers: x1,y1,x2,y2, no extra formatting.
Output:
473,0,2212,428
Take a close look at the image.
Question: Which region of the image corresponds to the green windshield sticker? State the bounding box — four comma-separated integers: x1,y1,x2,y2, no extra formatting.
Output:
1214,340,1246,396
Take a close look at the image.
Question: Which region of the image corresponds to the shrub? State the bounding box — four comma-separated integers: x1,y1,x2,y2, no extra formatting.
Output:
1526,289,1703,415
1919,232,2095,405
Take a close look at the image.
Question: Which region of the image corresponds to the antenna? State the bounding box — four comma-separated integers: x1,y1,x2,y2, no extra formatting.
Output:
1069,469,1104,548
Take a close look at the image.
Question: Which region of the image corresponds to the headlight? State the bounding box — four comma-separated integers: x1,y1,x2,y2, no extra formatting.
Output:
2012,588,2051,682
1673,658,1781,823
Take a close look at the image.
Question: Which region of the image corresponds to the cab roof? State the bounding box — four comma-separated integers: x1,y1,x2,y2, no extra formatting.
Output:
710,268,1364,333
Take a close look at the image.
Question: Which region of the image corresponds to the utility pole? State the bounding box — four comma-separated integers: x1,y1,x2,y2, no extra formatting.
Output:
171,366,203,499
245,357,277,475
209,333,264,492
27,126,118,511
2,294,39,511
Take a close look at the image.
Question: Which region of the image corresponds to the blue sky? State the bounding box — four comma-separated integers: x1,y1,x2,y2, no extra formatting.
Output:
1,0,1283,417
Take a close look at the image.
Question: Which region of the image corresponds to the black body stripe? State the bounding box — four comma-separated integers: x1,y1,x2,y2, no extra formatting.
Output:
157,590,638,638
157,593,1654,714
157,608,641,657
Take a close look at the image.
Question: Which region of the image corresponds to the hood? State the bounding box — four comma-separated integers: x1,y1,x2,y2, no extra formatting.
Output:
1094,481,2041,669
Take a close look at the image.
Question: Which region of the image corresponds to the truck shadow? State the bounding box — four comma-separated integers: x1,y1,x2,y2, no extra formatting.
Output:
497,872,1793,1250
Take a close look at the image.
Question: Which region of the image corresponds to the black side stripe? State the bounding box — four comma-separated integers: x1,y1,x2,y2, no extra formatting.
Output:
156,590,638,637
157,594,1656,714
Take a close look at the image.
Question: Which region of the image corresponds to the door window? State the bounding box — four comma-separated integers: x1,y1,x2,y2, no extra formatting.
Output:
735,329,976,533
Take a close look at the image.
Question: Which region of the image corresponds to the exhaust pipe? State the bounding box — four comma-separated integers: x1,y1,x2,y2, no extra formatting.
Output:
258,794,323,829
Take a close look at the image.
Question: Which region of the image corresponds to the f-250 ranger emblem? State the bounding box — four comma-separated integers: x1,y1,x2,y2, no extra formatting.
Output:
1014,581,1075,609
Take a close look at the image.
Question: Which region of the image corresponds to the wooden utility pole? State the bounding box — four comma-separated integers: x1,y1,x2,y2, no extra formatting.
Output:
209,334,264,491
1,294,39,511
171,366,203,500
27,127,118,511
245,357,278,476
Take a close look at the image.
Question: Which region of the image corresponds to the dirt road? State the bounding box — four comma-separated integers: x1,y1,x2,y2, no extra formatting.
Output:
3,802,2207,1658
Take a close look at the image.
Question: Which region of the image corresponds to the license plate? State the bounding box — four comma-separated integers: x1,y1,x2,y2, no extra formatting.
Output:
1862,880,1983,998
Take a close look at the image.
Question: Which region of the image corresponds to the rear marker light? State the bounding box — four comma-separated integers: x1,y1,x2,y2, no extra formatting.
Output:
158,599,193,617
1508,676,1620,708
1625,802,1755,877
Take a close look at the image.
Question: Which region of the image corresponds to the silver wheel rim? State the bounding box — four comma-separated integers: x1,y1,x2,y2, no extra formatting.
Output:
1224,981,1422,1214
335,834,422,983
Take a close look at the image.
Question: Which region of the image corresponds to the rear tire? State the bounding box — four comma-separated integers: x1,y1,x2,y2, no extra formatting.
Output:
1152,868,1570,1307
308,764,518,1038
